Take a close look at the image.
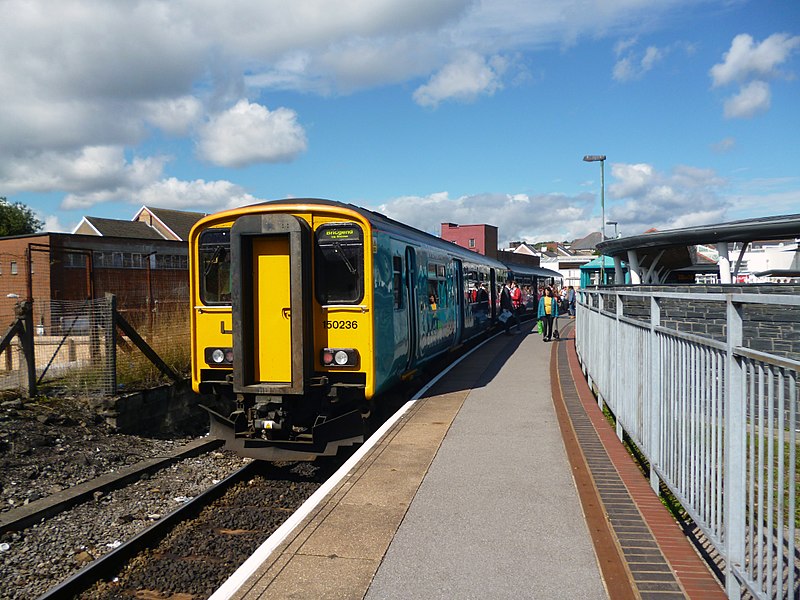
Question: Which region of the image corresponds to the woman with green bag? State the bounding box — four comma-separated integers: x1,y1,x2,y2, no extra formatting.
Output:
537,287,559,342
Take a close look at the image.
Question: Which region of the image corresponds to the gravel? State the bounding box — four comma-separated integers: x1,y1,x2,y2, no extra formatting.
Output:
0,394,249,600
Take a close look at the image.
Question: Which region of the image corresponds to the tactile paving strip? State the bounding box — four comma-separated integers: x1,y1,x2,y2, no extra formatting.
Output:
553,329,688,599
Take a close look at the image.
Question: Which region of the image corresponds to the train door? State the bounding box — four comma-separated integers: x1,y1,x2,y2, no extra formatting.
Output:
454,259,464,342
229,214,312,395
489,269,498,320
405,246,418,369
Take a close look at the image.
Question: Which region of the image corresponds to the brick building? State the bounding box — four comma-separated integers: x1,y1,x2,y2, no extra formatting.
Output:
441,222,498,259
0,232,193,329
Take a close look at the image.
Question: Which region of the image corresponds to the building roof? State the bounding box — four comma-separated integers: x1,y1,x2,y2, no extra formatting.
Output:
580,255,619,269
597,213,800,258
137,206,207,240
570,231,603,251
75,217,166,239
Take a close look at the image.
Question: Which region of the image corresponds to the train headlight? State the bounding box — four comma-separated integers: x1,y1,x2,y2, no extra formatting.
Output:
321,348,359,368
204,347,233,366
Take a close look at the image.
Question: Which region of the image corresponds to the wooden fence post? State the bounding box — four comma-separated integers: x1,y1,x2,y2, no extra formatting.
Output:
105,293,117,397
15,301,37,397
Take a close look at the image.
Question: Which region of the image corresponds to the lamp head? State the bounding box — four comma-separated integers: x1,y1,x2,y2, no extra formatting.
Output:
583,155,606,162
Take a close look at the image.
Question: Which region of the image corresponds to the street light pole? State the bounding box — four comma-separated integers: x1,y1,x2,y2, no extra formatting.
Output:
584,154,607,284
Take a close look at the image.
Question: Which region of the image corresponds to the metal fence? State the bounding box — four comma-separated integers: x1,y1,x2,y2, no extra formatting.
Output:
576,289,799,600
1,295,188,397
1,244,190,397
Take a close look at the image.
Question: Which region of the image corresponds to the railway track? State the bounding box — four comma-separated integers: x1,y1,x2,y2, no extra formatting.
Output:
0,438,224,535
3,327,509,600
42,457,346,600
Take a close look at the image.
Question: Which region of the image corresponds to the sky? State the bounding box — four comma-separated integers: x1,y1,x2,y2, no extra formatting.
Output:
1,0,799,246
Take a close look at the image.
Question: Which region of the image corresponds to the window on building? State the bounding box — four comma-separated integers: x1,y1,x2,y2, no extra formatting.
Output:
65,253,87,268
469,238,476,248
10,261,18,275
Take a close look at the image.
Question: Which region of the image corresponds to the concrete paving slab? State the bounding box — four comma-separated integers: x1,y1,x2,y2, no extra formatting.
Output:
255,554,377,600
296,501,408,559
365,332,608,600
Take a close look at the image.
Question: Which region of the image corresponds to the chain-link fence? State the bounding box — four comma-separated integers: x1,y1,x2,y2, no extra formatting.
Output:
1,246,190,397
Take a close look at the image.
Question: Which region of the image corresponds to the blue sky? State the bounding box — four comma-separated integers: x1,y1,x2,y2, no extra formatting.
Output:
1,0,798,245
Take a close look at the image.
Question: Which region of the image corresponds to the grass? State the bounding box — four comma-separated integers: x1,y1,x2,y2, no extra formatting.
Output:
600,402,800,531
31,305,192,396
115,306,191,389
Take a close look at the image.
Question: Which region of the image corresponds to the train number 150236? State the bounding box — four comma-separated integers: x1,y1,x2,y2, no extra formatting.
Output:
323,320,358,330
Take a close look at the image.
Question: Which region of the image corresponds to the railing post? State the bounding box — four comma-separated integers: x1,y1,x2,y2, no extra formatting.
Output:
649,295,661,493
615,293,623,441
596,292,605,412
724,295,744,599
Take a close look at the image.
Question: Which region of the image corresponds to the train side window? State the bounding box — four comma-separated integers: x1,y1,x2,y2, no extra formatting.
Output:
315,224,364,304
198,228,231,305
427,261,446,308
392,256,403,309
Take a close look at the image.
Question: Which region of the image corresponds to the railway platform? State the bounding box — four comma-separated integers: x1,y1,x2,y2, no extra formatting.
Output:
212,321,727,600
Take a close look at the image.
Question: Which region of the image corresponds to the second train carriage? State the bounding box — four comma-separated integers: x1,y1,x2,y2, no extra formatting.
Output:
189,198,560,460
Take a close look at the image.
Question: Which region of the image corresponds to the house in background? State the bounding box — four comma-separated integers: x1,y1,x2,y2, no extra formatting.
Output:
1,207,207,331
73,206,206,241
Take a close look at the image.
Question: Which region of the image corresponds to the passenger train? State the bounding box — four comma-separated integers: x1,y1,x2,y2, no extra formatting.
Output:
189,199,559,460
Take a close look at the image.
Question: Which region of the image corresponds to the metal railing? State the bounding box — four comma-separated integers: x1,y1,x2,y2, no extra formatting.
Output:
576,289,799,600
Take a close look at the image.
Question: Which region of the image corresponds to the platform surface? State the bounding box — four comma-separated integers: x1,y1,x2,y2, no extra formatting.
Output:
223,320,726,600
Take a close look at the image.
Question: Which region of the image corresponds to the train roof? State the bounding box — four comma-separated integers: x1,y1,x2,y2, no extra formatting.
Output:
238,198,510,269
506,265,563,279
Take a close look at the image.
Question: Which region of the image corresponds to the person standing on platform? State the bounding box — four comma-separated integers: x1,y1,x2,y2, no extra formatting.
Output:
476,282,489,320
537,287,559,341
500,281,520,334
568,286,576,318
510,280,522,315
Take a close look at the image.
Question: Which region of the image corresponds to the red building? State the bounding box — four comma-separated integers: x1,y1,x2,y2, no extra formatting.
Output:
441,222,498,259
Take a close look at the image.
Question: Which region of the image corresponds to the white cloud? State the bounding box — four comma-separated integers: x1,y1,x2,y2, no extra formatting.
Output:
607,162,728,233
63,177,260,212
710,33,800,87
41,214,67,233
413,52,507,107
378,191,596,244
723,80,771,118
710,32,800,119
0,146,166,196
613,42,665,81
197,100,307,167
711,137,736,153
137,178,259,210
143,96,204,136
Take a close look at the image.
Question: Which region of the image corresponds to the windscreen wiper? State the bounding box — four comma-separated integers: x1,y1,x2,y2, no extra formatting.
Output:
203,245,228,278
332,242,357,275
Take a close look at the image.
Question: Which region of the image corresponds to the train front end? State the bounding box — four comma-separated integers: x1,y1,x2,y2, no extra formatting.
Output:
189,201,374,460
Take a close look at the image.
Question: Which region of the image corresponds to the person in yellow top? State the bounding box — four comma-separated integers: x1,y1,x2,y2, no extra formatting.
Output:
537,287,559,342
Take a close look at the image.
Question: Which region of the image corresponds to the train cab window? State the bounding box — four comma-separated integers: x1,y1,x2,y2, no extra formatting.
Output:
315,224,364,304
392,256,403,309
198,228,231,305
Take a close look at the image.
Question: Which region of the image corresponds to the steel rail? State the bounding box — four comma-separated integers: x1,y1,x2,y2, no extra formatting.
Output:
36,460,260,600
